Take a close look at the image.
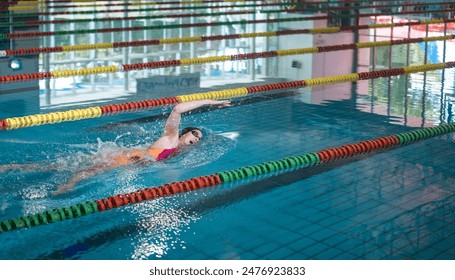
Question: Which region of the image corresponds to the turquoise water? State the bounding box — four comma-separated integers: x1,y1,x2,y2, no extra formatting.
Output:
1,21,455,259
1,76,455,259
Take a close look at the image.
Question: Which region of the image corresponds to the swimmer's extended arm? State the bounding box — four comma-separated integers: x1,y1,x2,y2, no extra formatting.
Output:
163,99,231,137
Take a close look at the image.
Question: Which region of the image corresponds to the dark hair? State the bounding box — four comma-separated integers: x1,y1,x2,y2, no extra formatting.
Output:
179,126,201,138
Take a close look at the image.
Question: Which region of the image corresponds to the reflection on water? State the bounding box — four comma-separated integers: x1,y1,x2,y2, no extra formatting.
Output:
354,193,455,259
356,31,455,127
129,198,198,260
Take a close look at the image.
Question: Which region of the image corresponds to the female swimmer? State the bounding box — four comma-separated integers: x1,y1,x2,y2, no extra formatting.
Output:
52,99,231,195
0,99,231,195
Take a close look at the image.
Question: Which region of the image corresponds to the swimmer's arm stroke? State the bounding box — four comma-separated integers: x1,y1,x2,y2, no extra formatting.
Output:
53,100,231,195
163,99,231,137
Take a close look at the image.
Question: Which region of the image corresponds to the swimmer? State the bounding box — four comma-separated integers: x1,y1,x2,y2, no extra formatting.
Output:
51,99,231,195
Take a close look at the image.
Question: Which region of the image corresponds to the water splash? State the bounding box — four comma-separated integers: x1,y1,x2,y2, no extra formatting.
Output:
124,133,236,259
165,132,237,169
2,128,237,223
129,199,198,259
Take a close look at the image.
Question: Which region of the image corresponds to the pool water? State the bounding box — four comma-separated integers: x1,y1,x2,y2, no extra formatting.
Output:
1,73,455,259
2,17,455,260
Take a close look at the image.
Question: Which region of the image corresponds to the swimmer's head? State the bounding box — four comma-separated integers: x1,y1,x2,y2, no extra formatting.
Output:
179,126,203,146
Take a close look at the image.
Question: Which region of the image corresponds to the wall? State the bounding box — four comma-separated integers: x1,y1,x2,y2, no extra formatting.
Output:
0,6,40,117
276,14,314,82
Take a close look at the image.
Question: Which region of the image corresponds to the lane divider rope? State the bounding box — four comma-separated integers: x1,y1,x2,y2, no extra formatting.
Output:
1,34,453,81
4,0,452,18
0,9,268,28
3,1,455,27
2,18,453,57
1,10,454,40
4,0,267,11
1,60,454,130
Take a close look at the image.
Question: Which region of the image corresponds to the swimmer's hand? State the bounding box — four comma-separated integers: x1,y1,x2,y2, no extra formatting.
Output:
211,100,232,108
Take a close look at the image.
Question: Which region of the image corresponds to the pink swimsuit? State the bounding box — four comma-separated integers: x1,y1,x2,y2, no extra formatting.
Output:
151,148,177,161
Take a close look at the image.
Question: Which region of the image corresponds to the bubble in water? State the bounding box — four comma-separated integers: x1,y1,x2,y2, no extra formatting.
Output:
20,183,49,200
